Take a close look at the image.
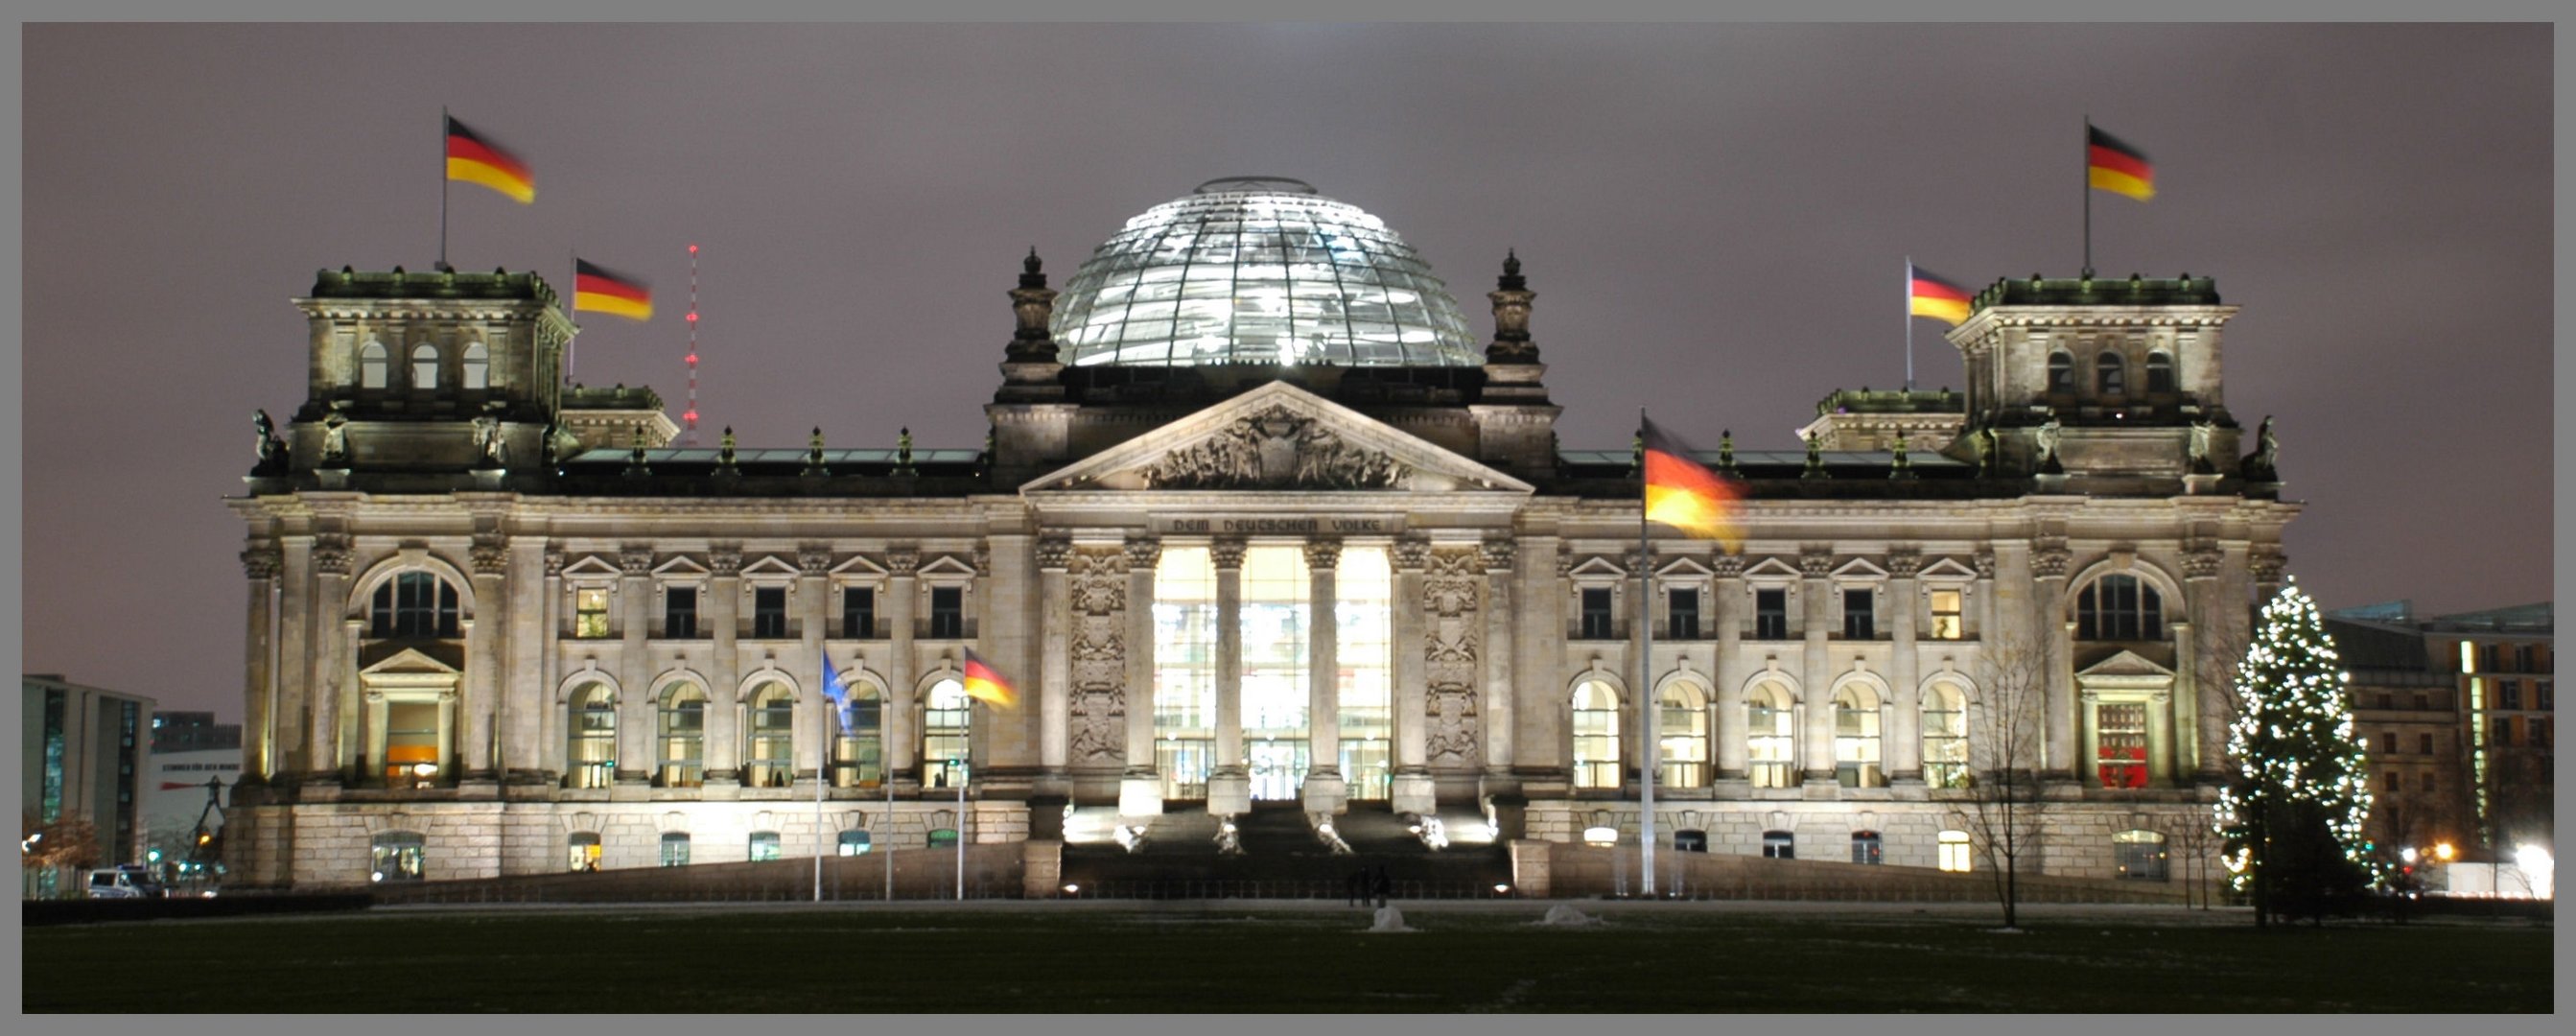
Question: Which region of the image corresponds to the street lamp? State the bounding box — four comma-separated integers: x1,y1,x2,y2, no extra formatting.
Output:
2434,842,2457,862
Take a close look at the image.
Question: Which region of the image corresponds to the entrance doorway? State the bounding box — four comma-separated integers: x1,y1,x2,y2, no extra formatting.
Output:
1248,740,1308,801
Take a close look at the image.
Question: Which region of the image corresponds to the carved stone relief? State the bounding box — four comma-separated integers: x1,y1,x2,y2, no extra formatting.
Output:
1138,405,1413,490
1422,548,1485,767
1067,548,1130,765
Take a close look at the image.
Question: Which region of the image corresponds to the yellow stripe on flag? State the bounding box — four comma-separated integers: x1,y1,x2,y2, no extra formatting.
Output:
446,157,535,203
574,291,653,321
2088,167,2154,201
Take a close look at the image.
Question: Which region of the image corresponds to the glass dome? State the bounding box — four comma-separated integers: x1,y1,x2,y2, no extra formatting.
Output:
1052,177,1481,367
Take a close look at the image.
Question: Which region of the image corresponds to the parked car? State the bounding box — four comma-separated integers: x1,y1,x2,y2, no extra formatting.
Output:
84,866,165,900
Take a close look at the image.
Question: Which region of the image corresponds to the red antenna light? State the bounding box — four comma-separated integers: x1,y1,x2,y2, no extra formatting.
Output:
681,244,702,445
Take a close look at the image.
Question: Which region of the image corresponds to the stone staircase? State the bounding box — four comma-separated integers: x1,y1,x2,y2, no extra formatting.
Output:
1059,803,1515,900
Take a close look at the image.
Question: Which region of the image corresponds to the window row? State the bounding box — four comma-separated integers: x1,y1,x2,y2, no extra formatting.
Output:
1571,680,1972,792
1576,586,1971,642
568,585,966,641
2463,643,2553,675
564,677,973,791
356,340,491,391
374,827,961,881
2375,731,2443,757
1596,827,2171,881
2045,348,2178,397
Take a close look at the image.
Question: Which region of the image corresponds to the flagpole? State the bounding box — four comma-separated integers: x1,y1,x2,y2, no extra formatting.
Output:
1637,407,1657,898
565,249,578,387
438,107,449,272
1904,257,1915,393
955,718,968,903
2082,114,2094,279
885,767,896,901
815,679,827,903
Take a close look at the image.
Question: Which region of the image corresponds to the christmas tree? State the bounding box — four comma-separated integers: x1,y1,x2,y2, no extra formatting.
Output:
2215,578,2377,925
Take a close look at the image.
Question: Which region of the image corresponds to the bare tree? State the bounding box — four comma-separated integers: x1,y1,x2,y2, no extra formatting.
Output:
1947,635,2052,930
21,812,103,898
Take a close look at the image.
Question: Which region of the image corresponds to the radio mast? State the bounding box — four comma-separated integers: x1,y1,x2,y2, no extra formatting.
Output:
682,244,701,445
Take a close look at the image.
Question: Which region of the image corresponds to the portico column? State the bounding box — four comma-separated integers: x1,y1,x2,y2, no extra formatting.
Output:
308,533,352,784
1389,534,1433,813
1302,536,1347,813
1037,535,1073,788
241,544,281,782
1798,546,1835,788
273,536,313,776
1886,548,1923,786
885,546,921,789
505,540,548,783
1479,535,1519,786
796,546,831,787
1711,553,1747,785
704,546,743,785
2183,542,2227,782
462,537,508,782
1117,536,1162,816
1207,537,1251,815
2032,538,2075,781
615,545,653,787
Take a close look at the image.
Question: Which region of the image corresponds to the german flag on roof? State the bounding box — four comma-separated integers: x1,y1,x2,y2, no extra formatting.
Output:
445,115,533,203
2087,125,2155,201
574,259,653,321
1642,415,1744,552
1909,263,1973,327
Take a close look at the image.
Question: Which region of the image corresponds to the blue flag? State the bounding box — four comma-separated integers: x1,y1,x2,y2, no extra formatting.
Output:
821,653,855,730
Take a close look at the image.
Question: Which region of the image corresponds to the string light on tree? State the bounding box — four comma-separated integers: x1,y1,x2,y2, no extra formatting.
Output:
2214,577,2377,925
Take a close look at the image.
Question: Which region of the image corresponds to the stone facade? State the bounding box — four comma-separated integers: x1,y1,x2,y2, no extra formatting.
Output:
226,198,2297,891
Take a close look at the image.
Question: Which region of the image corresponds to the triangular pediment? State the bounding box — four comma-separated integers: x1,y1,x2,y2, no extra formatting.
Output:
560,555,623,579
1918,558,1979,581
830,555,889,578
1655,555,1716,579
652,556,710,578
1831,558,1889,581
738,555,801,579
1567,556,1630,579
1741,557,1804,580
917,555,977,577
2077,649,2175,680
1022,381,1534,495
359,646,462,676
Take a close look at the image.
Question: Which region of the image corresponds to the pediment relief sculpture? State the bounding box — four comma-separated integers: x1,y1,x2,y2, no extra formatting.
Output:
1137,405,1414,490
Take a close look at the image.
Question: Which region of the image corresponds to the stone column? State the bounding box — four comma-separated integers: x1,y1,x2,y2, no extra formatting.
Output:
1711,553,1747,785
1973,548,2004,775
797,545,831,786
1480,534,1519,786
2251,546,2286,605
1514,537,1565,782
2032,536,2074,781
538,549,565,783
1389,534,1433,813
1886,547,1923,786
980,536,1034,770
1117,536,1162,816
1302,536,1346,813
240,544,281,782
885,546,921,789
2182,542,2227,782
615,545,654,787
505,540,548,783
1208,537,1251,815
462,536,508,783
273,536,313,776
1037,535,1073,786
308,533,352,784
705,546,743,785
1798,546,1835,788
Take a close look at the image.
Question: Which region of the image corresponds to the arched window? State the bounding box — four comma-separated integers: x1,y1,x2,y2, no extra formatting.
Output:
833,681,883,789
748,831,783,861
565,683,617,789
2076,574,2165,641
922,678,970,788
369,832,425,883
567,833,601,872
837,831,872,857
2095,351,2124,395
743,683,796,789
1747,682,1795,789
1834,685,1884,789
2046,351,2074,394
2114,830,2169,881
461,341,490,389
2145,351,2175,393
1851,831,1884,865
360,341,388,388
1921,681,1969,789
411,343,440,389
1657,683,1708,789
1571,680,1622,790
659,833,691,867
655,683,706,789
1762,831,1796,859
369,572,460,639
1937,830,1973,872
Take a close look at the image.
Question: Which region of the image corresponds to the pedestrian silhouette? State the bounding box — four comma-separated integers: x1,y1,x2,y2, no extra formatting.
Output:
1372,863,1392,907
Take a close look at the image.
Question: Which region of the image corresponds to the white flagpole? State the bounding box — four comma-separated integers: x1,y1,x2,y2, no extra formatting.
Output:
1904,257,1915,393
885,767,896,902
1638,408,1657,898
814,676,827,903
955,726,968,902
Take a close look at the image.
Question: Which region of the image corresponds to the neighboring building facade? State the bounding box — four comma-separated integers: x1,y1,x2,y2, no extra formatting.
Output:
145,711,242,866
2327,601,2553,859
225,179,2294,890
22,674,155,894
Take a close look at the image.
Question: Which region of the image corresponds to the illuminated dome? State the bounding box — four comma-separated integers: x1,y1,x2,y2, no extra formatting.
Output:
1052,177,1481,367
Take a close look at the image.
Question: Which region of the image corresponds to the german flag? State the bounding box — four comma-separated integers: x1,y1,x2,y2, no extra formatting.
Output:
574,259,653,321
961,648,1019,709
445,115,534,203
1642,415,1744,552
1909,264,1974,327
2087,125,2155,201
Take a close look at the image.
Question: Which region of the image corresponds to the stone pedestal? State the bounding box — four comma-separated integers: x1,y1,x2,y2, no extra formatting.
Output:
1118,775,1165,818
1392,771,1438,815
1206,774,1252,816
1300,771,1348,815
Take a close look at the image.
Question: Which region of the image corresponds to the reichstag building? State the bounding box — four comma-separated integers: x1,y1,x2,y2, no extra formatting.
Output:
225,177,2292,889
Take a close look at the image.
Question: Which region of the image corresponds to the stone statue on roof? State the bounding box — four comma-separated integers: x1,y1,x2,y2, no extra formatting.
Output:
472,415,508,469
2189,418,2216,475
2034,418,2062,471
253,410,287,471
2244,415,2280,481
319,407,350,465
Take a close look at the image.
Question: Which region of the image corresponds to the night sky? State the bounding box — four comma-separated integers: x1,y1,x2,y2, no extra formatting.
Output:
21,24,2551,718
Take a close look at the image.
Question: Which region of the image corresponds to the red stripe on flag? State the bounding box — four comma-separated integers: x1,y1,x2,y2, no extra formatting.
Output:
576,274,650,303
2087,145,2151,181
445,135,529,183
1909,277,1971,303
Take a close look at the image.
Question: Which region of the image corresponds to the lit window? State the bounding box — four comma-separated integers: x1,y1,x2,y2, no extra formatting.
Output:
1582,826,1619,847
2114,830,2168,881
565,683,616,789
655,684,705,789
1241,545,1310,802
2096,351,2124,395
2145,351,2174,393
372,572,459,639
1834,686,1884,788
411,343,440,389
369,832,426,883
2047,352,2074,394
1572,680,1622,790
834,683,882,789
1929,589,1964,640
2096,702,2149,789
1851,831,1884,865
2077,575,2164,641
753,587,788,639
1754,588,1790,640
1937,830,1973,873
359,341,388,388
461,341,489,389
923,679,970,788
664,585,697,638
1762,831,1795,859
837,831,872,857
748,832,782,862
1747,682,1796,789
743,683,796,789
1580,588,1615,640
567,833,601,872
927,829,959,849
574,587,610,639
1335,547,1393,802
383,701,440,788
660,833,691,867
1657,683,1708,789
1921,682,1969,789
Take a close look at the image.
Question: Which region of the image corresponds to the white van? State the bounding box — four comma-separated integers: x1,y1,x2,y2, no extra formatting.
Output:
84,866,165,900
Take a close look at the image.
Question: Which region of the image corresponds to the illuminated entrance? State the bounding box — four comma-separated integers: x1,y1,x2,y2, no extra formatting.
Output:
1248,741,1308,801
1242,545,1310,800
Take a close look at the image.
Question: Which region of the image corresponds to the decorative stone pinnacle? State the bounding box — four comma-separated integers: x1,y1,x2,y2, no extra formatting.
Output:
894,427,917,476
1486,249,1537,363
804,427,831,478
1719,430,1736,472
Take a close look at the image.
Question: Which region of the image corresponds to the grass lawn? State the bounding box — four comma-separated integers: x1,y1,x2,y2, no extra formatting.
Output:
21,903,2552,1013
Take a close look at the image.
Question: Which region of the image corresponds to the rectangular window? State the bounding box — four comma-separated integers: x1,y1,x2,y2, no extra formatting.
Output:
929,586,964,639
2377,694,2396,711
1928,589,1963,640
1937,832,1973,873
748,832,782,862
664,586,697,639
2096,702,2149,789
2421,772,2436,792
2494,717,2515,746
2517,646,2535,671
2531,718,2550,748
1580,587,1615,640
1154,547,1219,801
660,834,691,867
1762,832,1795,859
2500,680,2523,710
2414,694,2431,712
1667,587,1700,640
2419,732,2434,756
753,587,787,639
2381,770,2399,792
841,587,876,639
1841,588,1874,639
574,587,611,639
2539,681,2554,711
2378,731,2397,755
1754,589,1789,640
